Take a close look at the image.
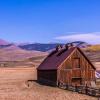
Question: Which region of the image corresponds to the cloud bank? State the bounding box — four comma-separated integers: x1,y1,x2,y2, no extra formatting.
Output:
55,33,100,44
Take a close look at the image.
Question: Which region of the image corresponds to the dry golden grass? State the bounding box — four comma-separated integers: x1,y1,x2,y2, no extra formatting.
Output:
0,67,98,100
83,45,100,52
82,45,100,62
94,62,100,70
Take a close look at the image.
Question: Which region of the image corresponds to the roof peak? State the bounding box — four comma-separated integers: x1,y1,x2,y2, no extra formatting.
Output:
56,43,76,51
48,43,78,57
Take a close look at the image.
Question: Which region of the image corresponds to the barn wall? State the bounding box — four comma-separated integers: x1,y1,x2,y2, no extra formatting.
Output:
37,70,57,85
57,49,95,86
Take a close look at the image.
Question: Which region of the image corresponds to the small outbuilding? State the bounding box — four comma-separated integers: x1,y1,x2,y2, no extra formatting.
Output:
37,44,96,86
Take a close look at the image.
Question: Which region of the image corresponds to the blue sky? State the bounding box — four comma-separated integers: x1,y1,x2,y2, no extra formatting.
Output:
0,0,100,44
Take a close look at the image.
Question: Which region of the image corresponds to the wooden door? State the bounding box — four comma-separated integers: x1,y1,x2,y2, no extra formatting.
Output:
72,58,82,85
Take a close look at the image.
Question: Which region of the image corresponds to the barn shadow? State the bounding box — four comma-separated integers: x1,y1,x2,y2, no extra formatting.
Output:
27,80,56,87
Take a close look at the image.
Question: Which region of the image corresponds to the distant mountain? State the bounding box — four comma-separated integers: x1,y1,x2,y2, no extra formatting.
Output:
0,39,15,49
18,43,60,52
18,41,90,52
0,39,49,61
0,44,14,49
0,39,9,45
0,39,91,61
71,41,91,48
0,39,97,67
0,44,47,61
0,39,90,52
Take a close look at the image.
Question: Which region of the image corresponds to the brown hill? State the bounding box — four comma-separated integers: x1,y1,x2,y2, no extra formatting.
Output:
82,44,100,62
81,45,100,70
0,45,47,61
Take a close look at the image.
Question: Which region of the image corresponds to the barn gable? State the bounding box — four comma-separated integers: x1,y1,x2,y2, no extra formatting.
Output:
57,48,96,86
58,47,95,70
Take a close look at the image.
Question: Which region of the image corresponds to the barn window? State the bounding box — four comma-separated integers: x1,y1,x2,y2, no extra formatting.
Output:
73,58,80,68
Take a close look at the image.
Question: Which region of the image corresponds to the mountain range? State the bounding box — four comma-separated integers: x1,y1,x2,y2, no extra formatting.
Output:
0,39,90,52
0,39,91,61
18,41,90,52
0,39,47,61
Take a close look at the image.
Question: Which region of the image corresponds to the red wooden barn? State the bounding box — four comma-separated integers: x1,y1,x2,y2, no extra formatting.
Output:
37,44,96,86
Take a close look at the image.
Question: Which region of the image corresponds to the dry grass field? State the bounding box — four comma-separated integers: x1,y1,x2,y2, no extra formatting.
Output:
0,67,98,100
83,45,100,52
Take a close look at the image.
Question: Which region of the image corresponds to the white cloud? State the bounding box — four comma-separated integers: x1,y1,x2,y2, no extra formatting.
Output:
55,33,100,44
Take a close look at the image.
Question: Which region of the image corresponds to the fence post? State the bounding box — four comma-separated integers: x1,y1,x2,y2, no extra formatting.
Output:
66,84,68,90
75,84,78,92
92,89,96,96
85,84,88,95
99,89,100,94
58,81,60,87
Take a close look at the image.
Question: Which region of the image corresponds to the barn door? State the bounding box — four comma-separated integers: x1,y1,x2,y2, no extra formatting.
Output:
72,58,82,85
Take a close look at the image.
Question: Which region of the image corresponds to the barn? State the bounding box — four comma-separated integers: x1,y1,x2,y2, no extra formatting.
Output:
37,44,96,86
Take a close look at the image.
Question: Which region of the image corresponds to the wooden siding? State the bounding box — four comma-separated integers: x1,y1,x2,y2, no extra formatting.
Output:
57,49,95,86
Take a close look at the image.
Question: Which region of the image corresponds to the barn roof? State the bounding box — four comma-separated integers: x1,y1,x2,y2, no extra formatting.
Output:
37,46,95,70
